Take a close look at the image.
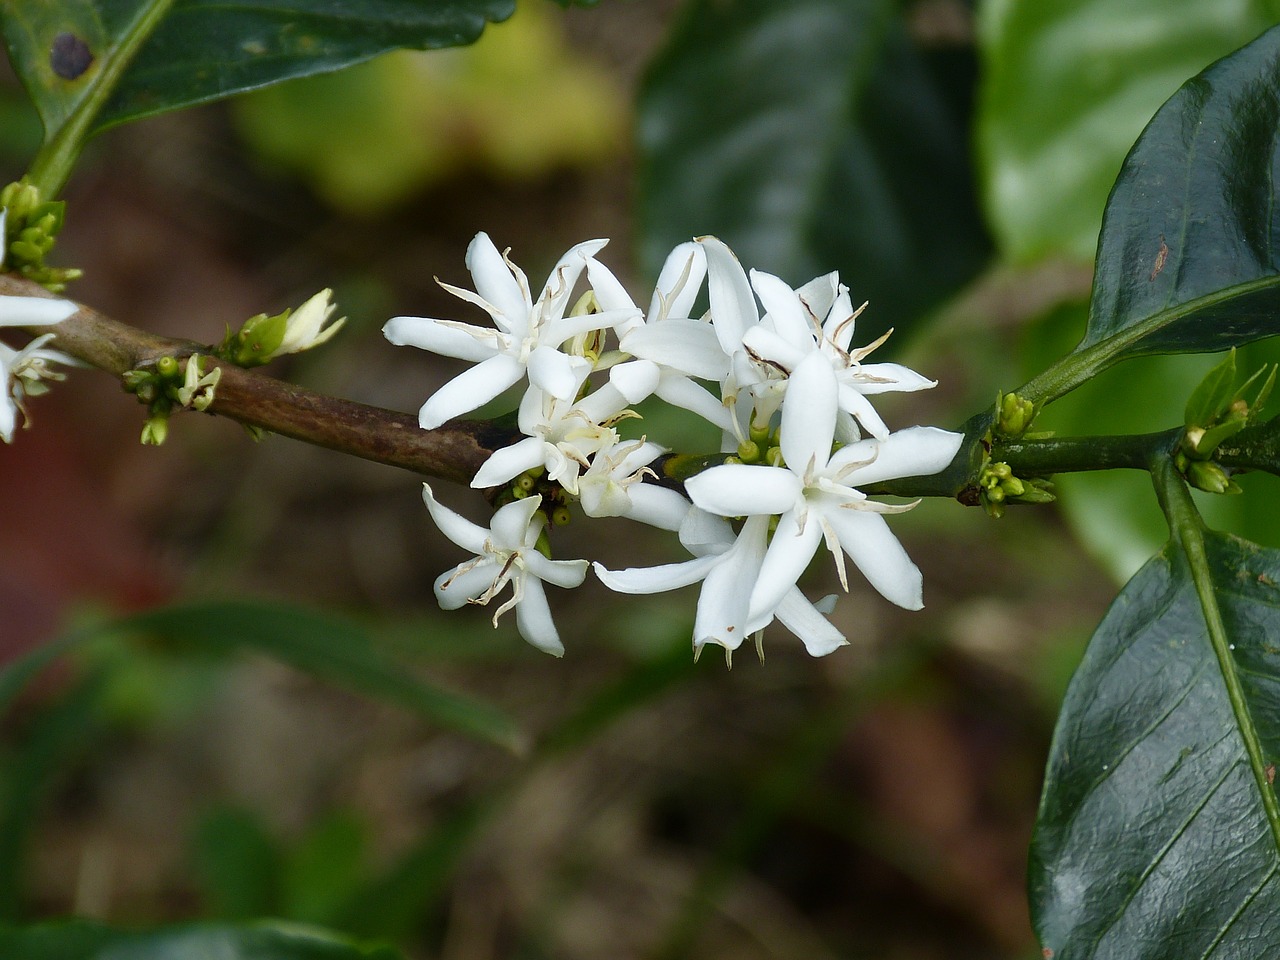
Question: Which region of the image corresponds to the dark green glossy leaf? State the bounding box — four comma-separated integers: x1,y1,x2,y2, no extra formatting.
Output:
637,0,990,333
0,0,514,140
118,600,525,752
1030,530,1280,958
978,0,1279,263
1081,25,1280,362
0,920,404,959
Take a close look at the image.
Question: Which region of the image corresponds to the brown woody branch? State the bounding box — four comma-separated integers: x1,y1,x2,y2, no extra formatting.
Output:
1,273,513,485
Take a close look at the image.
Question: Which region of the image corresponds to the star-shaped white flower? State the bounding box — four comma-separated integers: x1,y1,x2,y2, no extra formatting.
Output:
684,351,963,621
424,484,588,656
384,233,640,429
742,269,935,441
594,506,848,657
0,227,78,443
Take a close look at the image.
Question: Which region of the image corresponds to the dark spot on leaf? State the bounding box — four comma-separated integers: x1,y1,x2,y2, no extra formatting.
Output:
1267,763,1275,785
1148,235,1169,282
51,33,94,81
1043,950,1054,959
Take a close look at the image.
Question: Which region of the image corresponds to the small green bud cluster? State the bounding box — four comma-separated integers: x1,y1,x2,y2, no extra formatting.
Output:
122,354,221,445
494,467,572,552
1176,348,1274,494
995,391,1037,439
216,289,345,368
978,460,1054,518
730,420,784,468
0,178,82,292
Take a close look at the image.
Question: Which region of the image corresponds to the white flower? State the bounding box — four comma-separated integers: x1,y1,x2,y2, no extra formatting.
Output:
684,351,963,621
742,269,935,441
577,438,690,531
470,369,628,495
0,266,77,442
424,484,588,656
594,506,847,658
384,233,640,429
276,288,345,356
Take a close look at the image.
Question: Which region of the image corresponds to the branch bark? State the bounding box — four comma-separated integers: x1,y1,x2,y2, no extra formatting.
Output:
1,272,512,485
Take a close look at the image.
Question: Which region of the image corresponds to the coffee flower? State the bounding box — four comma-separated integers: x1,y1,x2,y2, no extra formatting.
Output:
424,484,588,656
685,352,963,621
383,233,640,429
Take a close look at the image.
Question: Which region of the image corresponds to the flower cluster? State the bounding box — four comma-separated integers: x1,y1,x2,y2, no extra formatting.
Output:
387,233,963,660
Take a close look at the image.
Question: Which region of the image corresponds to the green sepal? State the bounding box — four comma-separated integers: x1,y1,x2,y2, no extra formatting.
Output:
1185,348,1238,426
224,309,290,367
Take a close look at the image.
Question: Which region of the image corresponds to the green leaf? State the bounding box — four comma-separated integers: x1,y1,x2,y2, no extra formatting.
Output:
192,806,282,920
637,0,990,331
1029,522,1280,957
1020,25,1280,407
1186,349,1240,426
0,920,404,959
978,0,1280,264
0,1,515,150
117,600,525,752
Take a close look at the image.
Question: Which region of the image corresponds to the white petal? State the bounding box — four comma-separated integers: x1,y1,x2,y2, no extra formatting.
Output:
822,286,858,350
513,577,565,656
853,362,937,394
471,435,548,489
586,258,638,314
780,352,838,473
419,353,523,429
798,273,840,328
622,484,690,531
621,320,729,380
490,494,544,547
775,588,849,656
540,240,609,319
465,233,529,334
649,242,707,321
741,325,807,373
435,560,501,610
593,553,721,594
609,359,661,404
654,376,734,430
0,395,16,443
693,516,769,650
747,509,824,621
679,507,735,554
422,483,490,554
528,344,588,401
698,236,758,356
522,552,589,589
750,270,813,346
685,463,802,517
382,316,499,362
836,384,889,441
832,427,964,486
823,508,923,610
0,295,77,327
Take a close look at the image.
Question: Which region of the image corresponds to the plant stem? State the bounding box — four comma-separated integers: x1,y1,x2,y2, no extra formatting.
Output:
25,0,179,199
991,430,1181,476
1152,457,1280,852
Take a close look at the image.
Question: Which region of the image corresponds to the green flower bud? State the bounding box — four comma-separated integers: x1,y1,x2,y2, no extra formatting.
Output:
765,446,784,467
156,356,180,378
737,439,760,462
551,506,572,526
516,473,536,492
1186,460,1240,495
140,414,169,446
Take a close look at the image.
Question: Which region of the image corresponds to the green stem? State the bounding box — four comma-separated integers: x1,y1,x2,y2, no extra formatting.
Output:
25,0,178,199
1152,457,1280,851
991,429,1181,477
1013,276,1279,409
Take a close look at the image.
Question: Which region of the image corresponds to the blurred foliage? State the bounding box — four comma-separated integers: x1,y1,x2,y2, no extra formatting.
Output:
977,0,1280,263
0,920,405,959
232,4,625,216
638,0,990,336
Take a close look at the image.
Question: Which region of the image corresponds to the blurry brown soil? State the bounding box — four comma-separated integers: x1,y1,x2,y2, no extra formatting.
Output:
1,3,1114,959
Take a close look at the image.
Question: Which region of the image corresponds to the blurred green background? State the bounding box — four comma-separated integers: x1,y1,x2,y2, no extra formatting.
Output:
3,1,1279,957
